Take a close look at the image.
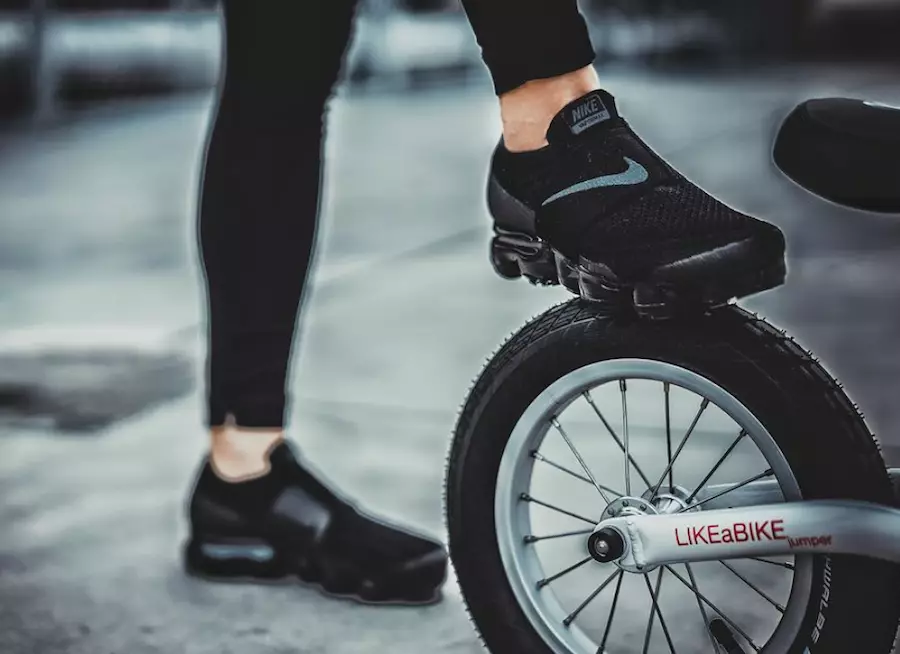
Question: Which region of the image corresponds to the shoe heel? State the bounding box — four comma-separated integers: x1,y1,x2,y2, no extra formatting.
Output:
490,228,558,285
185,536,285,580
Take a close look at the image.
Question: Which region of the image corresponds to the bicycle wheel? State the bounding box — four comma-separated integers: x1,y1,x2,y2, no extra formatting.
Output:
446,300,900,654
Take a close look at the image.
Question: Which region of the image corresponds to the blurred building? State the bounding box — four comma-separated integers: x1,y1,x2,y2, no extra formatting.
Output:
0,0,898,122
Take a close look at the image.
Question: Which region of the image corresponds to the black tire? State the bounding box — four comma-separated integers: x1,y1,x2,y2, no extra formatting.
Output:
445,300,900,654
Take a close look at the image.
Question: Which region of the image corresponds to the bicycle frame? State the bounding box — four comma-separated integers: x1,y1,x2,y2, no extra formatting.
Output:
595,469,900,570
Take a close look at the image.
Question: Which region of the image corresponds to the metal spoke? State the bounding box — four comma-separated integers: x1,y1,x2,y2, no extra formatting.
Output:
531,451,623,497
564,568,621,627
651,398,711,496
719,561,785,612
551,417,612,504
537,556,594,589
642,571,677,654
620,380,632,496
598,570,624,654
520,493,599,525
641,569,673,653
642,570,664,653
685,563,722,654
583,391,654,489
664,382,674,493
687,430,748,503
746,557,794,571
679,469,774,512
524,528,595,544
664,566,762,652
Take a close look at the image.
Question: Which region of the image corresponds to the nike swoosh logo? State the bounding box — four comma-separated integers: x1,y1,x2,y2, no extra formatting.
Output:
542,158,649,206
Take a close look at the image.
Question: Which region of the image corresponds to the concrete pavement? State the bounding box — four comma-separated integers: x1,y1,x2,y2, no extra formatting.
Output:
3,64,900,652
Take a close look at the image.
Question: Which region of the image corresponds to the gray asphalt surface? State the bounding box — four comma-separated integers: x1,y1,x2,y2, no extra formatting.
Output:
2,64,900,653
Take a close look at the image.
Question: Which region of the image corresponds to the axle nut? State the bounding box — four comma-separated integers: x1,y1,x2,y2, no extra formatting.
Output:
587,528,626,563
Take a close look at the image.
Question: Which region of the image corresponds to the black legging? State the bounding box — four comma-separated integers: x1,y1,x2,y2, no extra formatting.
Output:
199,0,595,428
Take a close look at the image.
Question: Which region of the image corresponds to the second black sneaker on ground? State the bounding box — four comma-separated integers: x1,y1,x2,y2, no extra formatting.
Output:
488,89,786,318
184,442,447,605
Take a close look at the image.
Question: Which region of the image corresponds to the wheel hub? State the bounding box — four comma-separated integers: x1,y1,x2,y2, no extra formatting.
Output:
589,486,701,572
642,484,701,515
590,495,659,572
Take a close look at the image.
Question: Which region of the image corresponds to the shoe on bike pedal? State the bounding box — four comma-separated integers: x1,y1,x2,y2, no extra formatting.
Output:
488,89,786,318
183,441,447,605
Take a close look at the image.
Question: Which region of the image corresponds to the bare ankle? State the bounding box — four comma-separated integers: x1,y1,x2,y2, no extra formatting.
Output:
209,421,284,481
499,66,601,152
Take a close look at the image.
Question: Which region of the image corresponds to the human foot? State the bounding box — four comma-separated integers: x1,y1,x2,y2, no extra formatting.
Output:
184,442,447,605
487,90,786,318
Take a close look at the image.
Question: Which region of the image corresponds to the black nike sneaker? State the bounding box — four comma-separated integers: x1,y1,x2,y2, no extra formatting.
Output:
488,89,786,318
183,442,447,605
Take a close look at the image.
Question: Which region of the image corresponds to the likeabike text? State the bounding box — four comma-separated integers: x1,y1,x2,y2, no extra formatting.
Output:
674,519,833,550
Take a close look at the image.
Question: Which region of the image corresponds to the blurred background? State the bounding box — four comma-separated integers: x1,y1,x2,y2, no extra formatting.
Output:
1,1,899,653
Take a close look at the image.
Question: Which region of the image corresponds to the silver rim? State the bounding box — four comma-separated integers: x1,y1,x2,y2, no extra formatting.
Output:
495,359,813,654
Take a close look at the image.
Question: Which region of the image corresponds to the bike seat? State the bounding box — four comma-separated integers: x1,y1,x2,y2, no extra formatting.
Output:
773,98,900,213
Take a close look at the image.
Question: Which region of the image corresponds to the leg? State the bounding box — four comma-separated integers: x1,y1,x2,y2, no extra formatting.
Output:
461,0,600,151
200,0,349,442
200,0,360,477
187,0,446,604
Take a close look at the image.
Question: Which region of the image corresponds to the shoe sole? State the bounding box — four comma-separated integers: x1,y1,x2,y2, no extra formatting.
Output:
182,537,447,607
489,227,786,319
